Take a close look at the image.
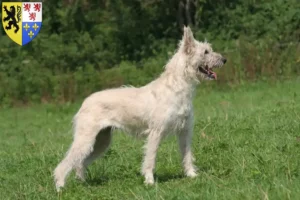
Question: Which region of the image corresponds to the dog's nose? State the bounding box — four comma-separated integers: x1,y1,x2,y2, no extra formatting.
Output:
222,57,227,64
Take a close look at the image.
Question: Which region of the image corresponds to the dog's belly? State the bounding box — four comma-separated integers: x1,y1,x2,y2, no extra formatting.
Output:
100,105,150,137
109,106,190,137
79,88,192,137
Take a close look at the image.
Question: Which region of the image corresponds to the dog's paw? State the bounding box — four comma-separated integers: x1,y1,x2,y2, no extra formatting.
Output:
55,180,65,192
186,170,198,178
144,179,154,185
144,174,154,185
56,185,63,193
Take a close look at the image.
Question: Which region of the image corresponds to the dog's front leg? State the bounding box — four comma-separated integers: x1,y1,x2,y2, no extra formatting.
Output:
178,117,198,178
141,131,162,185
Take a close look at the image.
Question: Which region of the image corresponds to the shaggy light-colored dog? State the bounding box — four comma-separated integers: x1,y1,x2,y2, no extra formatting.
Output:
54,26,226,191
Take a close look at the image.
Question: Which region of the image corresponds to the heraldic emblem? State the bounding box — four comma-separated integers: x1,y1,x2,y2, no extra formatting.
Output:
2,2,42,46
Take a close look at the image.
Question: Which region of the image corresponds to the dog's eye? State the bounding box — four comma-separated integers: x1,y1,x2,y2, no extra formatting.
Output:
204,50,209,54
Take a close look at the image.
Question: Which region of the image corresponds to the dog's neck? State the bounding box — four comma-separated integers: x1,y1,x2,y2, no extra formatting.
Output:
163,51,198,86
147,51,197,99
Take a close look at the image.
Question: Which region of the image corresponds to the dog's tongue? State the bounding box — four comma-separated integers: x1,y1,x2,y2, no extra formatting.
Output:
209,70,217,80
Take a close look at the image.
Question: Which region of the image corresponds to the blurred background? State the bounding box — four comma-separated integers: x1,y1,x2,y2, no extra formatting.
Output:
0,0,299,106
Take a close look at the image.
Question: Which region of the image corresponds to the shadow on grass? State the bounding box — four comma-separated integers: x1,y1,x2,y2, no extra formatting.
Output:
86,172,184,186
87,176,110,186
154,173,184,183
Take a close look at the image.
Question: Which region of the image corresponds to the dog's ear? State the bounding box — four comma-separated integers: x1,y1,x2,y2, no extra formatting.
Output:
182,26,195,54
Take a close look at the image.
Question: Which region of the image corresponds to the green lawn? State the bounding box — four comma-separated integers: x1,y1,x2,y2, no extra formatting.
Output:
1,79,300,200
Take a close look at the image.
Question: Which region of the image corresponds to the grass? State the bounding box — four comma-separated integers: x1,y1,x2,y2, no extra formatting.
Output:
1,78,300,200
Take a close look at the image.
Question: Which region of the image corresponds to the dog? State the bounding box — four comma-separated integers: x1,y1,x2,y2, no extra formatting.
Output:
54,26,226,191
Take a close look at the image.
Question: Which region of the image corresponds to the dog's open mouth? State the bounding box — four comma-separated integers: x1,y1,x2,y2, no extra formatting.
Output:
198,66,217,80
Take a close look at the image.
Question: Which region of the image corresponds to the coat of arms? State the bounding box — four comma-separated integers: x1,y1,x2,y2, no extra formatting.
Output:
2,2,42,46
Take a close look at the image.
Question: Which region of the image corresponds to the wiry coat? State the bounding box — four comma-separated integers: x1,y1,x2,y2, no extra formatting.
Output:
54,26,226,191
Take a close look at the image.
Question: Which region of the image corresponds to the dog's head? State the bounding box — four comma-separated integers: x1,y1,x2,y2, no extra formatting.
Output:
180,26,226,81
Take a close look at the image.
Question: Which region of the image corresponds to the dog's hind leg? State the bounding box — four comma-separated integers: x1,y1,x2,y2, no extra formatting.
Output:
141,130,163,185
54,120,103,191
75,127,112,181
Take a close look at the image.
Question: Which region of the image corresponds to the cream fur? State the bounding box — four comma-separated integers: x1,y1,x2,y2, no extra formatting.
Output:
53,26,226,191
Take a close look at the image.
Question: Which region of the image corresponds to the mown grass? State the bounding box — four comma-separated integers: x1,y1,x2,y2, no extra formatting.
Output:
1,79,300,200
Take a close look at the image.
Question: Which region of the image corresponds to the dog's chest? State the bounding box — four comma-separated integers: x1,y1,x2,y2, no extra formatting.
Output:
167,96,192,130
